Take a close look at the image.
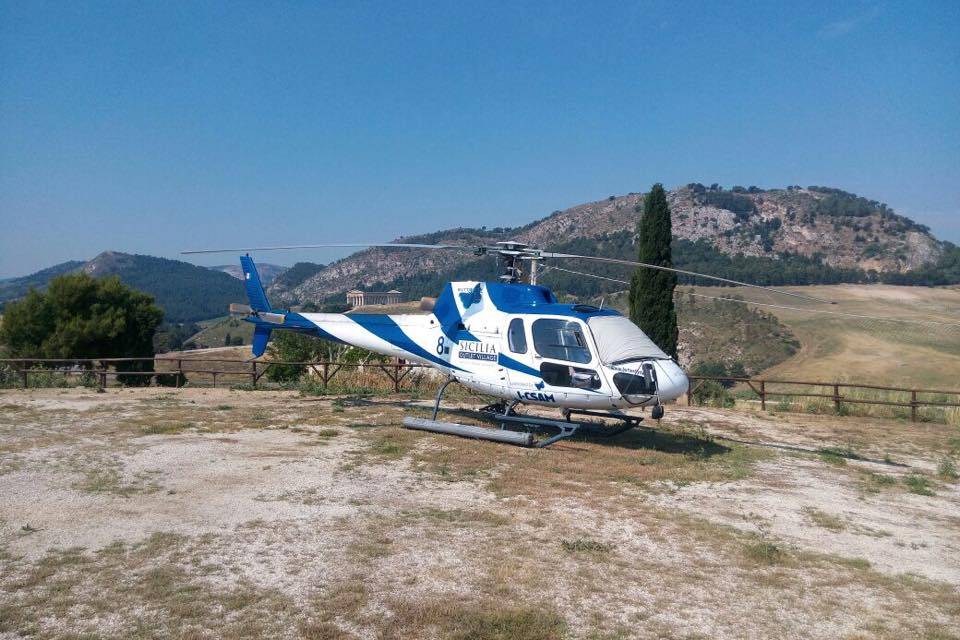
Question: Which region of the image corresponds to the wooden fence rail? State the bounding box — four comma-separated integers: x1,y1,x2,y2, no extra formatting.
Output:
686,375,960,422
0,357,428,393
3,359,960,422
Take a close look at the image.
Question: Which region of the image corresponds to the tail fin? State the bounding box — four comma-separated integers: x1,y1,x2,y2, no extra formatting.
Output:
240,256,273,357
240,255,271,312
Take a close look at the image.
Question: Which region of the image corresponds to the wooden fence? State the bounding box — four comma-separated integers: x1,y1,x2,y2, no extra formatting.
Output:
3,358,960,422
687,375,960,422
0,357,427,392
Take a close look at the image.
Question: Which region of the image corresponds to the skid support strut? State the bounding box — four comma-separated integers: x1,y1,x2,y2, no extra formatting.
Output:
431,378,457,420
403,379,642,448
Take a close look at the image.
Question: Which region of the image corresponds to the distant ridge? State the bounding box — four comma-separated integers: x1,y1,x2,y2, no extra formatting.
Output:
0,260,86,303
6,184,958,320
82,252,245,323
1,252,244,324
210,263,287,285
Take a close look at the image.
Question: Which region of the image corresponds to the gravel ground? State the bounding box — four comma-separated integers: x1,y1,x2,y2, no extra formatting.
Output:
0,387,958,639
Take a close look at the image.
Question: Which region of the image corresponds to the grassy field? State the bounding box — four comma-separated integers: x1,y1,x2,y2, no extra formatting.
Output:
686,284,960,390
1,387,958,639
184,316,255,349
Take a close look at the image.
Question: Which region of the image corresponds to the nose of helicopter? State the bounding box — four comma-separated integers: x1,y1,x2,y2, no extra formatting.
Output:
654,359,689,401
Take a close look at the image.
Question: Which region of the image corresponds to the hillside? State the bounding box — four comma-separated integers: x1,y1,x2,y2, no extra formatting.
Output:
0,253,246,324
687,284,960,389
82,252,245,323
210,263,286,285
267,185,955,305
183,315,254,349
602,289,802,376
0,260,86,307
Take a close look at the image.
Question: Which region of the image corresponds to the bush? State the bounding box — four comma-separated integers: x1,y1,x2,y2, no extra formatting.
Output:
936,458,957,482
155,372,187,387
692,380,734,407
23,366,69,388
0,362,20,388
115,360,155,387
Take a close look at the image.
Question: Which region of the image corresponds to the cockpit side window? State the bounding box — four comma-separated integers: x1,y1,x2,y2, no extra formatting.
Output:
532,319,592,364
507,318,527,354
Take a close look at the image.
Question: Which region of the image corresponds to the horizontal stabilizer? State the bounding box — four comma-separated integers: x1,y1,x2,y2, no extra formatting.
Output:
258,312,287,324
230,303,253,314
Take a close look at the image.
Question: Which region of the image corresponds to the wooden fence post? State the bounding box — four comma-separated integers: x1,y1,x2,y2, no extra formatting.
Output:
251,361,257,387
833,384,841,414
760,380,766,411
911,390,918,423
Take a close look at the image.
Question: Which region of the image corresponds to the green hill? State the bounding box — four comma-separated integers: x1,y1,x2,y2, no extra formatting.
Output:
82,252,245,323
0,260,86,308
1,252,246,324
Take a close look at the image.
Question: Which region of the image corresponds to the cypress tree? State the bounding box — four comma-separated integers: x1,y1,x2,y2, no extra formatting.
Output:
629,183,679,358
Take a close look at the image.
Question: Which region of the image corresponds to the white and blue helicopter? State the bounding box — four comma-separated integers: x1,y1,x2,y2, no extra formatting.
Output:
184,241,827,447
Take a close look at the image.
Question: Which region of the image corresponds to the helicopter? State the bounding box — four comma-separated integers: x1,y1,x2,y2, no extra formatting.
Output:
183,241,831,447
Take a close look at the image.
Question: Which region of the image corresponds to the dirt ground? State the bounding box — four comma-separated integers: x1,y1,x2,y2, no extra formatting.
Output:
1,387,958,639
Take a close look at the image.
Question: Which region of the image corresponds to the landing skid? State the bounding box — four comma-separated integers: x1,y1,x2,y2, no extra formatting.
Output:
402,379,642,448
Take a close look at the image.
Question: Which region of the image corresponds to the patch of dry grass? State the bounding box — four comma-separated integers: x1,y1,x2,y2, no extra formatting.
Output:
380,598,566,640
0,532,301,639
803,506,846,532
365,422,773,500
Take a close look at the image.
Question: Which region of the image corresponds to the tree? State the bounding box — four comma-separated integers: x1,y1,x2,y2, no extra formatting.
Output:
629,183,678,358
0,273,163,383
223,332,232,347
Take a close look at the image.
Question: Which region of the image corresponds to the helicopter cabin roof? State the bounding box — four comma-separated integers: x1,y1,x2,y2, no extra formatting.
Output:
479,282,620,318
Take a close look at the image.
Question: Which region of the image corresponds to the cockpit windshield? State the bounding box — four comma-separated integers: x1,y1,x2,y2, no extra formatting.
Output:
532,319,592,364
587,315,669,364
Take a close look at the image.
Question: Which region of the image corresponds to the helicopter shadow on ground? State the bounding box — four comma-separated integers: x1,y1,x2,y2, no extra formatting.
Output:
588,426,731,458
315,396,730,458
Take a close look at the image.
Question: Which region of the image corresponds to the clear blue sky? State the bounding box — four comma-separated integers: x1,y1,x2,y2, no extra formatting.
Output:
2,1,958,278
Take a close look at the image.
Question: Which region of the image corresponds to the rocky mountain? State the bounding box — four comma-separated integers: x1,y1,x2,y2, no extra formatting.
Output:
268,185,952,305
210,263,287,285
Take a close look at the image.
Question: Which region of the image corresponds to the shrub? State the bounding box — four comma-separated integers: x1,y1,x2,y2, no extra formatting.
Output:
155,372,187,387
692,380,734,407
936,458,958,482
904,474,935,496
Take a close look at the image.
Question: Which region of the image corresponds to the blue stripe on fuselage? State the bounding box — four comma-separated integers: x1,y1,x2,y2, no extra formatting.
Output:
497,353,541,378
349,314,465,371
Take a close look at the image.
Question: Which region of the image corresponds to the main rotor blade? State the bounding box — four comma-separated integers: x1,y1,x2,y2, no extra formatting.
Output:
542,264,960,328
539,251,836,304
181,243,474,255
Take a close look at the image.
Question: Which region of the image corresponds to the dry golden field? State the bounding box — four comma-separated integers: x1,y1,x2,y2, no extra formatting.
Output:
688,284,960,390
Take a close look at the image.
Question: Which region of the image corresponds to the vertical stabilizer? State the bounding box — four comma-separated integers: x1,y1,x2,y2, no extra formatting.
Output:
240,255,271,312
